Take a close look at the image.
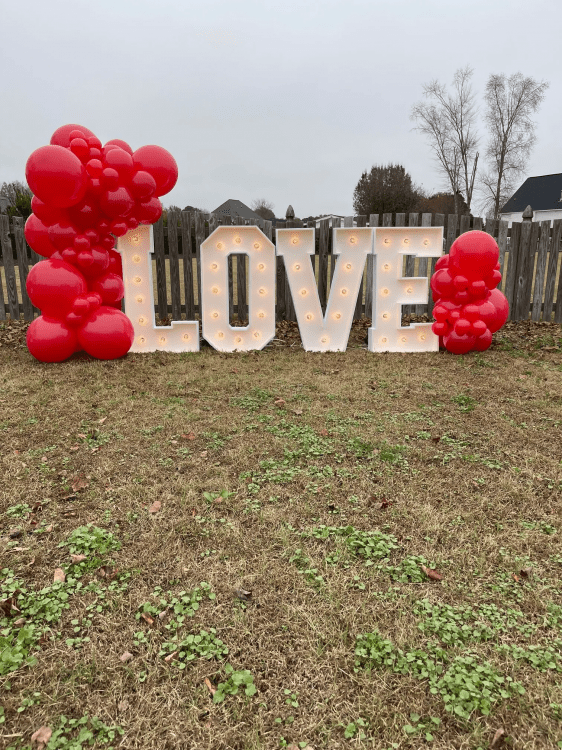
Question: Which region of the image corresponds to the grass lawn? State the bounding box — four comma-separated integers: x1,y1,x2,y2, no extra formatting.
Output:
1,319,562,750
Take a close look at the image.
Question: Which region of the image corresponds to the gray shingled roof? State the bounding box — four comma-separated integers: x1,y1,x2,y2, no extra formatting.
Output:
501,174,562,213
211,199,264,223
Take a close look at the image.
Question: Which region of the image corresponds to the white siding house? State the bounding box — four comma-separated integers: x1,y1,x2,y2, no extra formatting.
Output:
500,174,562,227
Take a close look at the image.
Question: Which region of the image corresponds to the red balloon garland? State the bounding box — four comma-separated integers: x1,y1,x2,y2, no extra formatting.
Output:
430,231,509,354
24,125,178,362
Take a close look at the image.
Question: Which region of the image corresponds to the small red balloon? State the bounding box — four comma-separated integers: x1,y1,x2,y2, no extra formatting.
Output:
50,124,96,148
24,214,58,258
26,145,88,208
92,272,125,304
104,139,133,155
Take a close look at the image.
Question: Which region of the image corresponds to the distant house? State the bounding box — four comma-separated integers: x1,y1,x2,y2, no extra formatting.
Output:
500,174,562,226
209,199,265,227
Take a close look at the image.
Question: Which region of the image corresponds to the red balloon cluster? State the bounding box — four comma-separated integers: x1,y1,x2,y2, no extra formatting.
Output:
24,124,178,362
430,230,509,355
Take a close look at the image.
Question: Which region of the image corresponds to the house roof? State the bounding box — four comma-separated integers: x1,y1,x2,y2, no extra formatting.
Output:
501,174,562,213
210,199,264,223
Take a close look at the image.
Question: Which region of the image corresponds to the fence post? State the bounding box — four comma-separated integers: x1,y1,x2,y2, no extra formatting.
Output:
513,205,534,320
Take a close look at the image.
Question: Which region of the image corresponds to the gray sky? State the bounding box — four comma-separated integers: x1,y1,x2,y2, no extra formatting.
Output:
1,0,560,218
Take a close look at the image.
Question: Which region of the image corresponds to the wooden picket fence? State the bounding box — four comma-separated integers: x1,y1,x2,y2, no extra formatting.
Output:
1,207,562,324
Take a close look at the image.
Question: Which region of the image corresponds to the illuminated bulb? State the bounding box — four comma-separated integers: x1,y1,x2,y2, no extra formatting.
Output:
333,312,341,320
419,334,426,341
341,288,348,295
383,263,391,271
217,331,224,339
259,288,266,296
321,336,328,344
305,313,313,321
235,236,242,244
183,334,190,341
384,237,390,245
253,331,260,338
211,262,218,270
254,242,260,249
400,336,407,343
349,236,357,244
345,263,352,270
216,242,223,250
258,311,265,319
138,316,146,325
406,286,413,294
159,336,167,345
381,288,389,296
380,337,388,344
423,239,430,246
131,234,140,245
132,254,141,263
211,311,219,319
382,312,390,320
294,263,301,271
300,289,308,296
403,238,410,245
291,236,299,245
138,336,146,344
133,276,142,284
212,286,219,294
136,295,143,304
257,263,265,270
235,336,242,344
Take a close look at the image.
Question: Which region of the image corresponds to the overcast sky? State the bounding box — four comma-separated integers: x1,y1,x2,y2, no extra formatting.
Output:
1,0,560,218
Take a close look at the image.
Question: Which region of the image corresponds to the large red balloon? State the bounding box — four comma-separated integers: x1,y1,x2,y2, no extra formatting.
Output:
133,145,178,196
449,230,499,279
50,124,96,148
27,316,79,362
78,307,134,359
24,214,57,258
26,259,87,317
26,145,87,208
92,272,124,304
487,288,509,332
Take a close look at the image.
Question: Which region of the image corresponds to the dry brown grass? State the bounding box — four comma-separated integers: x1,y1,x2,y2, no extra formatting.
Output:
1,320,562,750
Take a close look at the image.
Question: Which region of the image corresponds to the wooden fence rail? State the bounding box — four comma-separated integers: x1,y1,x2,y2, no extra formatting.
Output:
1,208,562,324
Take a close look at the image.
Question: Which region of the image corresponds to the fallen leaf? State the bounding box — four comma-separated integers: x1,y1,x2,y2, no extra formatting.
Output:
9,529,23,539
520,567,532,578
11,546,30,552
141,612,154,626
69,446,79,451
148,501,161,514
120,651,133,663
0,595,21,617
53,568,65,583
44,524,53,533
293,408,303,416
14,617,26,626
158,609,168,619
98,417,107,424
421,565,444,581
512,573,522,584
71,554,87,564
61,494,77,502
76,433,87,439
182,432,196,440
234,588,252,601
71,473,89,492
31,726,52,749
204,677,216,696
319,429,328,437
490,728,506,748
117,700,129,712
164,650,178,663
431,435,441,443
170,440,178,445
200,451,208,458
274,398,286,407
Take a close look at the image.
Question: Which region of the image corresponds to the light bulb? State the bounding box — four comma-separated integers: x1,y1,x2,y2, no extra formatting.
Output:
216,242,223,250
217,331,224,339
138,336,146,344
406,286,413,294
380,337,388,344
401,336,407,343
321,336,328,344
253,331,260,338
259,288,266,296
235,336,242,344
138,316,146,325
333,312,341,320
133,254,141,263
381,288,389,296
136,295,143,304
183,333,190,341
306,313,313,321
384,238,390,245
341,288,348,295
257,263,265,270
345,263,352,270
133,276,142,284
159,336,167,345
403,238,410,246
258,311,265,319
235,236,242,244
131,234,140,245
254,242,260,249
212,287,219,294
382,312,390,320
423,239,430,246
300,289,308,296
383,263,391,272
419,334,426,341
211,263,218,270
349,236,357,244
291,237,299,245
211,311,219,319
294,263,301,271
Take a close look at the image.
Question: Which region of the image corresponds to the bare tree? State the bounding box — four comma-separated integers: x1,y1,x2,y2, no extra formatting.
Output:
251,198,275,221
478,73,549,219
411,66,479,214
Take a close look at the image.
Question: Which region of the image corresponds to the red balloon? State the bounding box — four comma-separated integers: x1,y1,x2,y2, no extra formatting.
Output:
435,255,449,271
431,268,455,298
48,222,78,250
133,145,178,197
100,186,134,218
432,321,449,336
487,288,509,332
69,199,99,230
104,139,133,155
30,196,67,226
78,307,134,359
449,230,499,279
50,124,96,148
27,316,79,362
104,147,134,178
24,214,58,258
136,197,162,224
110,220,130,237
130,170,156,200
442,330,476,355
80,246,110,279
26,259,87,317
92,272,125,304
454,318,472,336
473,329,493,351
26,145,87,208
107,249,122,274
70,138,90,162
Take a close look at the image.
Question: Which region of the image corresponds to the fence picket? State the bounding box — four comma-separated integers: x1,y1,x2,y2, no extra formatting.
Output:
531,221,551,321
497,221,509,283
167,209,182,320
354,215,367,318
543,220,562,321
180,211,195,319
0,214,19,319
152,217,167,321
365,214,379,319
12,217,33,321
416,213,432,315
428,214,445,317
504,221,521,317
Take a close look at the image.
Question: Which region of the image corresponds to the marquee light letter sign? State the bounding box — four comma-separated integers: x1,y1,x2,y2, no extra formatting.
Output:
369,227,442,353
200,226,276,352
23,125,509,361
277,227,373,352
